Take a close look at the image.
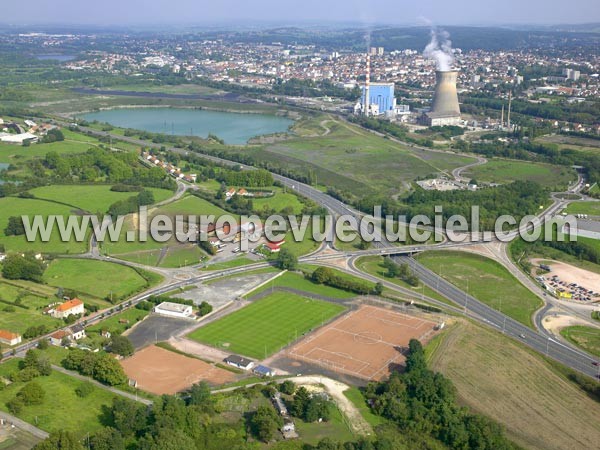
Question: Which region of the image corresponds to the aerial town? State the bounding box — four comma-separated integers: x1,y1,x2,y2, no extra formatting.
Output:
0,2,599,449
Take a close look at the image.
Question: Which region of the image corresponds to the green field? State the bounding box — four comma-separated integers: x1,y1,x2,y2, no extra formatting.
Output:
560,325,600,357
244,115,475,197
252,188,305,215
87,307,150,335
0,197,88,254
0,139,98,164
0,280,62,336
343,387,386,427
565,201,600,216
43,258,157,300
188,291,346,358
0,359,117,438
246,271,357,300
103,194,232,261
464,158,576,190
417,251,542,327
28,185,174,213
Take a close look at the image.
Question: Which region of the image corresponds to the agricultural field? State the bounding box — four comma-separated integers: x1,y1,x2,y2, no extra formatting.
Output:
560,325,600,357
417,251,542,327
429,321,600,450
0,139,97,164
0,197,88,254
43,258,160,301
464,158,576,190
188,291,346,359
0,359,117,438
244,115,475,197
28,185,174,213
0,280,62,336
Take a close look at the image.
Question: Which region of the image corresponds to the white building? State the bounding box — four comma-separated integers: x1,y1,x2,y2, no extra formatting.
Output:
224,354,255,370
0,132,38,144
153,302,193,319
51,299,85,319
0,330,22,346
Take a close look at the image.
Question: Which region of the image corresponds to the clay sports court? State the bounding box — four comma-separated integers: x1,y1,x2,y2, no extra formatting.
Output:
288,305,439,380
120,345,235,395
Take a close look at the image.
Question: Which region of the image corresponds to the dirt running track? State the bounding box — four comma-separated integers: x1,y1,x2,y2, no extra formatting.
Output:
120,345,234,395
289,305,439,380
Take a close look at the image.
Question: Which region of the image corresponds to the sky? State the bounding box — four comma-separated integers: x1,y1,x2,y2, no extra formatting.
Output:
2,0,599,26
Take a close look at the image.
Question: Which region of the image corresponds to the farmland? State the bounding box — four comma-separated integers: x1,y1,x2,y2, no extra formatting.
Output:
188,291,346,359
0,280,62,335
0,197,88,254
429,320,600,450
43,258,159,301
28,185,173,213
417,250,542,327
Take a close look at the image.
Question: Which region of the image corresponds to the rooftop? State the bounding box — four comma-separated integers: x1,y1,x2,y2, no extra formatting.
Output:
155,302,191,313
56,298,83,312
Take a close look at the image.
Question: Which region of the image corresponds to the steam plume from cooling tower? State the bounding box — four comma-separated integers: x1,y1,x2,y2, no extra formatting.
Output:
424,28,454,72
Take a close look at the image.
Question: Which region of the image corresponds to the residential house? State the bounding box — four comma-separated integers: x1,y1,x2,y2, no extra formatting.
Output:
69,324,86,340
51,298,84,319
0,330,22,346
49,330,72,346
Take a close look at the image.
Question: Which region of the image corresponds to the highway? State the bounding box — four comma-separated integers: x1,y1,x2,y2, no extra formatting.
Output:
15,120,599,380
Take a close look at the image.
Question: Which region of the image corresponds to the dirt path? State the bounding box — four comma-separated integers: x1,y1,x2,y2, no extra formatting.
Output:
293,375,372,435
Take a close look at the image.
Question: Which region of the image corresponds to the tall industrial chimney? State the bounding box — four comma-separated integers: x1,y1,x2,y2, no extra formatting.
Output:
431,70,460,117
364,53,371,116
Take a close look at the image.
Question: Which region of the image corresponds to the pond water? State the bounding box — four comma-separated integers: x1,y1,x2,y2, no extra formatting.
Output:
80,107,293,145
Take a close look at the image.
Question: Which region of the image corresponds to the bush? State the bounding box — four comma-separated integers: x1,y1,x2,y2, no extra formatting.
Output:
17,381,45,405
75,381,95,398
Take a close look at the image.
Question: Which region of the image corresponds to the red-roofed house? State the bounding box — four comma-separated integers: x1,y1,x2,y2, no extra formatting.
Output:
52,298,84,319
49,330,72,346
265,239,286,253
0,330,22,346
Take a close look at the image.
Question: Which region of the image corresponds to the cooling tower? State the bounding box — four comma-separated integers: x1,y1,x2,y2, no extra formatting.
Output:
431,70,460,117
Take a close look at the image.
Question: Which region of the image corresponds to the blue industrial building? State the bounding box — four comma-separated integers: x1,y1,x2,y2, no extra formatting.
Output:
362,82,396,116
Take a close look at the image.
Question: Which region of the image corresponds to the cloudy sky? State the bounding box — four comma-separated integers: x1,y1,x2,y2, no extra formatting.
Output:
2,0,598,26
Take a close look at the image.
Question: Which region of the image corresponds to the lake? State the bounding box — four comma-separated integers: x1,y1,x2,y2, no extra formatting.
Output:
80,108,293,145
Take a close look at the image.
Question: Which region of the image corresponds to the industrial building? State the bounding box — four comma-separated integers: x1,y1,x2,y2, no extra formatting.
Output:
361,82,396,117
422,70,462,126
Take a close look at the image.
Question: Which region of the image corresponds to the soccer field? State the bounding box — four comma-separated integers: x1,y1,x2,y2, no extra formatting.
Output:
187,291,346,359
